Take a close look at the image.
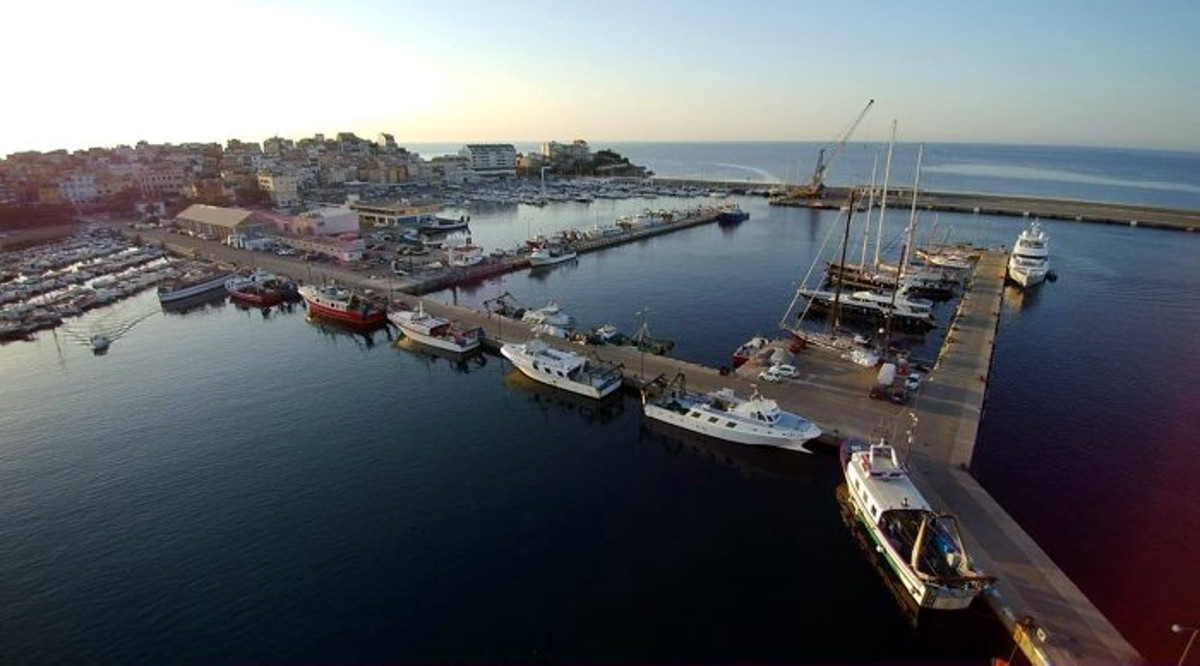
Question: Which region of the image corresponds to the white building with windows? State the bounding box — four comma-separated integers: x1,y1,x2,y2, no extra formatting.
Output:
459,144,517,178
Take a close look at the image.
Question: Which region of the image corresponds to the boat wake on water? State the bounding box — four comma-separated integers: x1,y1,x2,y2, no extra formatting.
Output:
711,162,780,183
60,302,160,352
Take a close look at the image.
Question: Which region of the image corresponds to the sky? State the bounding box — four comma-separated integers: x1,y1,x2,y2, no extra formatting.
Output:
4,0,1199,156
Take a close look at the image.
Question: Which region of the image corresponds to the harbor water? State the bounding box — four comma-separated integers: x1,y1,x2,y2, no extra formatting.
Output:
2,142,1199,662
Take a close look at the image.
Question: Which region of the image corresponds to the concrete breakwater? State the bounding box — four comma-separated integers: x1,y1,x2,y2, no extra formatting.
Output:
647,178,1200,232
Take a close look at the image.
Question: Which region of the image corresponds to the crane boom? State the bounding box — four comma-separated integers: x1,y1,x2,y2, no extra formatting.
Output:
773,99,874,203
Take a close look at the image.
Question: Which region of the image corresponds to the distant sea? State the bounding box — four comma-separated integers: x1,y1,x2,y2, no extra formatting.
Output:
409,141,1200,211
1,142,1198,663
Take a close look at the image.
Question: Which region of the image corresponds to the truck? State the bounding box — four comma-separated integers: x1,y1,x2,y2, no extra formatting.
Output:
869,362,907,403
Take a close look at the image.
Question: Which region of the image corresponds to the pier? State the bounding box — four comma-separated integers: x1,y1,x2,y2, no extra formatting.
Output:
114,210,1146,664
649,178,1200,232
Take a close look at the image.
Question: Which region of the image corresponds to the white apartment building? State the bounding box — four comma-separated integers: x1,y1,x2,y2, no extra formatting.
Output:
459,144,517,178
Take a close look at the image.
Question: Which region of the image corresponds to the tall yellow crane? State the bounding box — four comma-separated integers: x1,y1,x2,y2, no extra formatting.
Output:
776,99,874,201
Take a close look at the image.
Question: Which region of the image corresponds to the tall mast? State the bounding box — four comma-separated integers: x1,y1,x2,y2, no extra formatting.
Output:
831,189,857,331
859,151,879,268
873,120,897,270
900,143,925,278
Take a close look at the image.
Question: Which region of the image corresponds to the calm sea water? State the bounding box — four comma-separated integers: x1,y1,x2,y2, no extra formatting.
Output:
3,142,1199,662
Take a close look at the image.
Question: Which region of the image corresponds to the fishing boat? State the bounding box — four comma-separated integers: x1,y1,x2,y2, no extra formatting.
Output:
641,376,821,453
529,245,578,267
387,301,481,353
841,437,995,610
732,335,770,368
415,216,470,233
298,283,386,327
717,204,750,225
521,301,574,328
157,269,232,304
500,338,623,399
224,269,284,307
1007,220,1050,288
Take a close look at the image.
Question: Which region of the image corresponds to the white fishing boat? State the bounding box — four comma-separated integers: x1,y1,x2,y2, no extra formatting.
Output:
387,301,481,353
500,338,623,399
1007,220,1050,288
841,438,995,610
157,269,232,304
529,245,578,266
641,377,822,453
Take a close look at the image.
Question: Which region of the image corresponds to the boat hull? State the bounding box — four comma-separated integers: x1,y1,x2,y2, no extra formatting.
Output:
1007,263,1046,288
158,274,231,304
529,252,578,267
643,403,817,453
387,312,480,354
301,290,386,327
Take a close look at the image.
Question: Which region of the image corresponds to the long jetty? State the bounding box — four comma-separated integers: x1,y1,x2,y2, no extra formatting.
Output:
117,199,1148,663
651,177,1200,232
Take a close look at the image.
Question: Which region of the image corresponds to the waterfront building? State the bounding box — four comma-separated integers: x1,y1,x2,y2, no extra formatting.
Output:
351,200,441,228
175,203,259,238
459,144,517,178
541,140,590,161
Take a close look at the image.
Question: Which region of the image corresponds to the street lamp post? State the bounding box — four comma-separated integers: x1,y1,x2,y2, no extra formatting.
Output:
1173,624,1198,666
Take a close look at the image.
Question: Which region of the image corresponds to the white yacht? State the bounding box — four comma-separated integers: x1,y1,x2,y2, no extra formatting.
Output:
387,302,481,354
501,339,623,399
642,380,821,453
1007,220,1049,288
798,286,936,329
841,439,995,610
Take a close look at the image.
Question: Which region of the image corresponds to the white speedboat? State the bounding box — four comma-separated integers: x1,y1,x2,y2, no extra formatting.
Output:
500,339,623,399
387,302,481,353
642,381,821,453
1007,220,1049,288
841,439,995,610
89,333,111,353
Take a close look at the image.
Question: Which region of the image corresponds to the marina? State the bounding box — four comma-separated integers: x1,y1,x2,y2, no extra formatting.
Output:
2,162,1197,661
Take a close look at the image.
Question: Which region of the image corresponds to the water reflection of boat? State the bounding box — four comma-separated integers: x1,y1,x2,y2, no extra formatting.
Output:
304,315,391,348
638,418,818,484
393,336,487,373
160,289,229,315
502,367,625,426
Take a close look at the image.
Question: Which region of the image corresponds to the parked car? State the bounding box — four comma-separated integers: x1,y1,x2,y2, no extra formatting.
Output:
904,372,923,392
758,363,798,383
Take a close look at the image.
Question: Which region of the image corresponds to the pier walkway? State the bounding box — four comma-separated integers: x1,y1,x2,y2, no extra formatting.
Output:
904,252,1141,665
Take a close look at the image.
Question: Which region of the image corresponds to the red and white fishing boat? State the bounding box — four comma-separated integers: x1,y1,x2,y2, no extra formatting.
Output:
387,301,482,353
225,269,283,307
298,283,386,326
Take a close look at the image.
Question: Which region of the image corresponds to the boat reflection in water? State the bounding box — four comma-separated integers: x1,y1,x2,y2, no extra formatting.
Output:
393,336,488,374
501,367,626,426
303,315,391,349
832,480,1016,660
159,290,229,316
638,417,820,484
